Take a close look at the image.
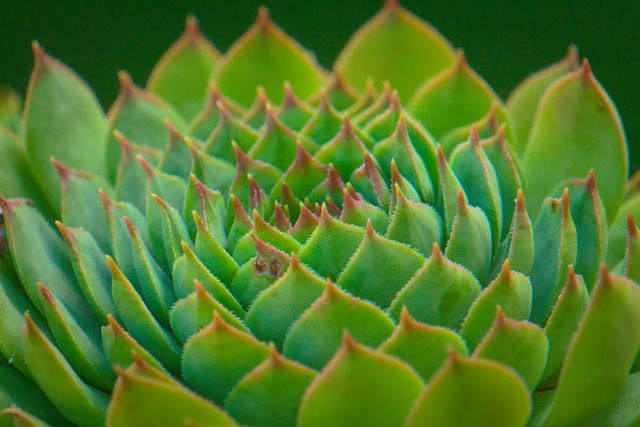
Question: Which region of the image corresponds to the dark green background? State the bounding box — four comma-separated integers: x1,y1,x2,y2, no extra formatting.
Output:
1,1,639,169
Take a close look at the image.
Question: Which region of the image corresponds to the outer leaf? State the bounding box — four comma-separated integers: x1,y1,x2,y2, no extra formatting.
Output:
21,315,109,427
283,281,395,369
107,357,236,427
543,268,640,426
334,1,454,100
147,17,220,120
379,308,468,382
523,60,627,218
507,46,579,152
298,334,424,427
409,52,499,139
216,8,325,107
24,44,106,208
225,347,317,427
472,308,548,391
182,313,270,405
405,353,531,427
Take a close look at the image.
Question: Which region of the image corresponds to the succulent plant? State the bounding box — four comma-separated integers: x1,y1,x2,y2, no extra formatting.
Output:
0,2,639,426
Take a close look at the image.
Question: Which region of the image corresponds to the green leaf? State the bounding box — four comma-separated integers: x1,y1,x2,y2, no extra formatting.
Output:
0,360,72,427
540,267,588,384
337,221,424,308
409,51,499,139
523,60,627,219
101,315,168,375
246,253,325,348
389,243,481,329
335,1,454,101
225,346,317,427
106,73,186,182
530,190,577,324
24,44,107,208
449,128,503,250
38,284,115,391
283,280,395,369
380,307,468,382
169,279,247,343
0,259,50,377
584,371,640,427
172,242,243,317
216,8,325,107
108,257,182,373
444,191,492,284
21,314,109,427
298,334,424,427
55,160,113,253
507,46,579,153
182,313,270,404
461,261,532,350
127,217,175,327
248,107,316,172
507,190,535,276
3,407,59,427
107,357,236,427
0,128,52,217
561,172,607,289
405,353,531,427
543,268,640,427
298,206,366,280
385,184,443,256
315,118,369,182
473,307,548,391
147,17,220,120
0,197,88,318
277,83,314,131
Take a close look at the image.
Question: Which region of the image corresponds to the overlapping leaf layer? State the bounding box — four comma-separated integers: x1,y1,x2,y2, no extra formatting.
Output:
0,2,638,427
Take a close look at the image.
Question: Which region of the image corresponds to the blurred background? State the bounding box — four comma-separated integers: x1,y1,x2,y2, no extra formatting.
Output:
1,0,639,169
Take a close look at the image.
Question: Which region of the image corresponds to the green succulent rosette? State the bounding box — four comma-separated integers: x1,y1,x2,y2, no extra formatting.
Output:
0,2,638,427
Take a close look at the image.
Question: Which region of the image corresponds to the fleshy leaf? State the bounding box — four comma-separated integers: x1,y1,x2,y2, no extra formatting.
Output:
405,352,531,427
461,261,532,350
390,243,481,329
182,313,270,404
21,314,109,427
380,307,468,382
523,60,627,218
283,280,395,369
298,206,366,280
530,190,577,324
24,44,107,208
507,190,535,276
334,1,454,100
225,346,317,427
473,307,548,391
449,128,502,250
444,191,492,284
409,51,499,139
298,334,424,427
540,267,588,384
147,17,220,120
216,8,325,107
246,253,325,348
107,356,236,427
385,184,443,256
507,46,579,153
108,257,182,373
543,268,640,426
169,279,247,343
0,197,88,318
106,72,186,181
